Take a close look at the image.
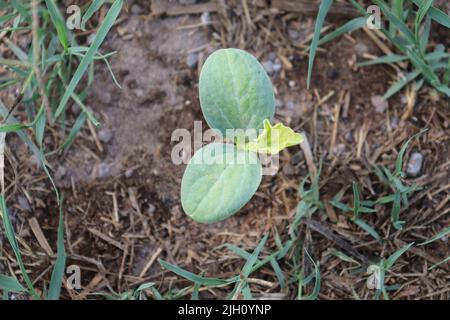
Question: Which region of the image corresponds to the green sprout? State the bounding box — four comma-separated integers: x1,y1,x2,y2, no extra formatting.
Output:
180,48,303,224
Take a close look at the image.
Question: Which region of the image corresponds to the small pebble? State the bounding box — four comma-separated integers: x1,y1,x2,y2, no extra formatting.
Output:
97,163,111,179
263,60,274,74
327,69,339,80
186,53,198,69
71,103,81,115
131,4,144,14
288,29,300,40
55,166,67,180
268,52,277,61
17,196,31,211
406,152,424,177
200,12,210,24
391,116,399,129
288,80,296,88
400,94,408,104
272,61,282,73
147,203,156,214
29,154,42,169
286,101,295,110
333,144,346,156
98,128,113,143
354,42,369,56
345,131,354,143
275,99,284,108
125,167,135,178
371,95,388,113
97,91,112,104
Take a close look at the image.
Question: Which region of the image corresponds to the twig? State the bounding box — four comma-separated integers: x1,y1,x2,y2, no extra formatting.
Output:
88,228,125,251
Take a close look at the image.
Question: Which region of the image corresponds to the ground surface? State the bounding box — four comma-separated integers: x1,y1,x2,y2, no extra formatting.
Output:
1,0,449,299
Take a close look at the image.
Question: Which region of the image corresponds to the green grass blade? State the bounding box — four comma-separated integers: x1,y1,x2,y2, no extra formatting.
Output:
349,0,367,15
391,191,403,230
242,233,268,277
81,0,106,31
150,286,164,300
414,0,434,37
393,0,405,21
307,0,333,89
429,256,450,270
46,196,66,300
34,104,46,147
359,206,377,213
354,218,381,241
443,57,450,86
330,199,352,212
132,282,156,300
419,227,450,246
384,70,421,99
0,123,29,132
318,16,367,46
54,0,123,119
69,91,100,126
7,39,29,62
412,0,450,28
0,197,38,298
373,0,417,45
46,112,87,155
191,282,200,300
395,128,428,177
327,249,359,265
45,0,69,51
384,242,414,270
0,275,26,293
0,12,18,25
0,100,60,204
436,85,450,97
358,54,408,67
0,78,21,90
406,48,440,86
425,45,448,62
352,182,360,219
224,244,252,260
300,250,321,300
11,0,29,19
242,283,252,300
419,16,431,53
269,257,286,289
158,259,234,286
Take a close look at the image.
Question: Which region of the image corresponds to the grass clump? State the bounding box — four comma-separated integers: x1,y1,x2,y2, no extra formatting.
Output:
308,0,450,99
0,0,123,300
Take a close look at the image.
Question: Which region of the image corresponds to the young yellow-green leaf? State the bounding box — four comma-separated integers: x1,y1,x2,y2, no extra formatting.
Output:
199,49,275,135
181,143,262,224
240,119,303,155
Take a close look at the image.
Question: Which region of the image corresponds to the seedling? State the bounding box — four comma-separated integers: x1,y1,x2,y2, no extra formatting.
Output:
180,48,303,224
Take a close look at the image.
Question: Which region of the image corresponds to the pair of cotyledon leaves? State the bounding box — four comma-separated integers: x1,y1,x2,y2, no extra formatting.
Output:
181,48,303,224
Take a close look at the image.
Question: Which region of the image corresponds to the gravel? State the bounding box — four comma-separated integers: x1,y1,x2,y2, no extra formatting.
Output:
371,95,389,113
98,128,113,143
186,53,198,69
406,151,424,177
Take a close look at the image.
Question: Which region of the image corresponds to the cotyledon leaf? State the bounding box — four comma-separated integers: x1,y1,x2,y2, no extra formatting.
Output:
199,48,275,136
181,143,262,224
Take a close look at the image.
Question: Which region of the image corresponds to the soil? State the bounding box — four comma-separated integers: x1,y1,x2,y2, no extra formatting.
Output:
1,0,449,299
